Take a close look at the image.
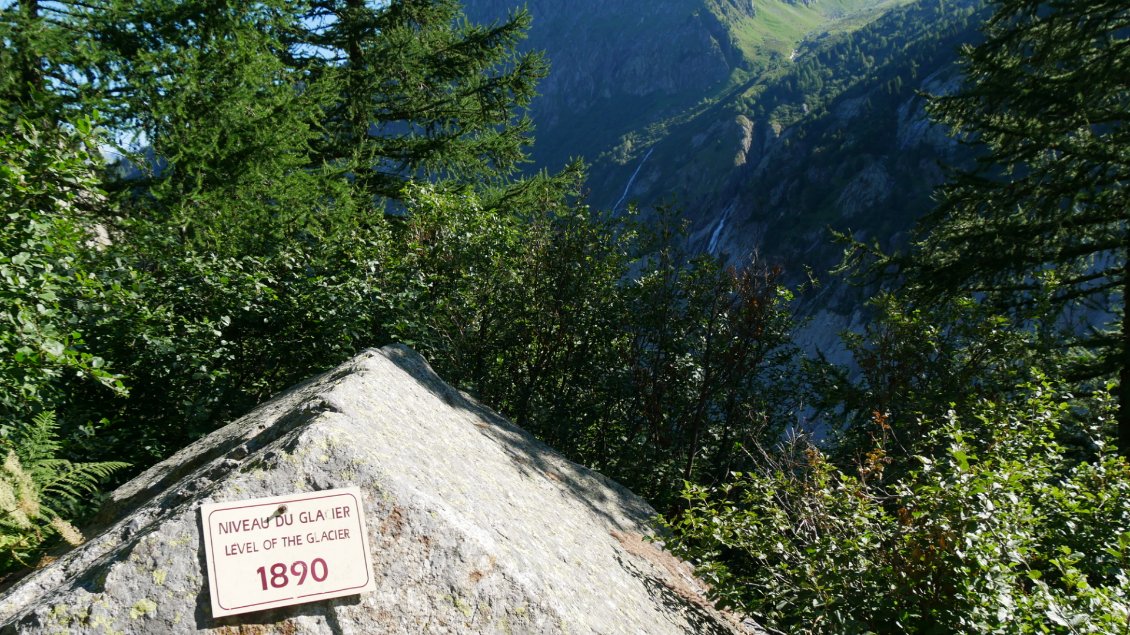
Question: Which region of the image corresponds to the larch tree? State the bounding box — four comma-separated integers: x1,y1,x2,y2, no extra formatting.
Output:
78,0,342,253
0,0,109,120
911,0,1130,452
290,0,547,205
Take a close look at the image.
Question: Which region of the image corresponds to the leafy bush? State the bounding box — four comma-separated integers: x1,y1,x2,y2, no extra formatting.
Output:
385,185,802,509
0,117,126,425
0,117,130,578
662,380,1130,633
807,292,1056,470
65,221,392,465
386,180,636,455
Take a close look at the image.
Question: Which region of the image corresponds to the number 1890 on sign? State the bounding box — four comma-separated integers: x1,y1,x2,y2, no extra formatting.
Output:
256,558,329,590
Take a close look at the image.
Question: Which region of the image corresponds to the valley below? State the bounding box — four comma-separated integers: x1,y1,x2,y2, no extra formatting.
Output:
466,0,986,356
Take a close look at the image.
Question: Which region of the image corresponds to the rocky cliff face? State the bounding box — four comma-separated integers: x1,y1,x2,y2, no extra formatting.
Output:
465,0,980,274
0,346,757,634
696,66,965,278
465,0,753,169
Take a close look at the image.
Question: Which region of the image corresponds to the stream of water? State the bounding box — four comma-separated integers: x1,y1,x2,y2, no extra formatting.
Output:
612,147,654,213
707,203,735,254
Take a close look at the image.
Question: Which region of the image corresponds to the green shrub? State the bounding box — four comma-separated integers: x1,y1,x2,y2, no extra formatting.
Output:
0,117,126,425
0,117,131,578
662,380,1130,633
65,222,392,465
385,185,802,509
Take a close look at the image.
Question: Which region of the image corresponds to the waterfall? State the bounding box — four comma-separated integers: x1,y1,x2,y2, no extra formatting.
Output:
612,147,654,213
707,203,735,255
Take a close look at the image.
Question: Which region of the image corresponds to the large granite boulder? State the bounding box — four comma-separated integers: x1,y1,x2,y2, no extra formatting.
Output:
0,346,757,634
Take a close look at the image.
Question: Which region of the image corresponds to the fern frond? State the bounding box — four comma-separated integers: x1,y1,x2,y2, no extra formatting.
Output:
48,516,84,547
38,461,129,516
0,473,34,531
1,452,40,522
11,412,63,477
1,411,129,577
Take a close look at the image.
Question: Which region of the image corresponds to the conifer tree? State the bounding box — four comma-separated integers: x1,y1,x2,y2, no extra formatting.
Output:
290,0,547,204
912,0,1130,452
0,0,105,120
81,0,337,252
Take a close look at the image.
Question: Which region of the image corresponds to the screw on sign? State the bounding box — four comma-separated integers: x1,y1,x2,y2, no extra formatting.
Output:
199,486,377,617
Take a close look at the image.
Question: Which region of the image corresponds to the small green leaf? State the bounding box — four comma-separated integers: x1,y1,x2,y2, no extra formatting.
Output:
40,339,65,357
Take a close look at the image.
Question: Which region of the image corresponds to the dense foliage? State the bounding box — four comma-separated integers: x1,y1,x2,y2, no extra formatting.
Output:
913,0,1130,450
1,411,126,573
0,117,124,424
664,378,1130,633
291,0,546,199
384,184,801,510
0,114,131,575
665,0,1130,631
0,0,799,573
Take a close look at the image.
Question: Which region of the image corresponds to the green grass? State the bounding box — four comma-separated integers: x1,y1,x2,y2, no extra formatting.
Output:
582,0,909,166
723,0,911,61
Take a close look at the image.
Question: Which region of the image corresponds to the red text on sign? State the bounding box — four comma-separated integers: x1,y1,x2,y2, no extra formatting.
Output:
255,558,329,591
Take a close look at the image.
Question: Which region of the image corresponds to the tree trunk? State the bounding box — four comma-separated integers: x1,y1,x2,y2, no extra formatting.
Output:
345,0,366,140
17,0,43,105
1120,259,1130,455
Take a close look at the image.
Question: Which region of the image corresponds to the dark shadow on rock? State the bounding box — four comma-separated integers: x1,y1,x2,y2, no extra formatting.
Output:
380,345,655,534
201,597,361,634
193,509,212,629
89,384,344,537
610,549,743,635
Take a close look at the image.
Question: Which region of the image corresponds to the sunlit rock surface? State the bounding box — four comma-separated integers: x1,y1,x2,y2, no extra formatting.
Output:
0,346,758,634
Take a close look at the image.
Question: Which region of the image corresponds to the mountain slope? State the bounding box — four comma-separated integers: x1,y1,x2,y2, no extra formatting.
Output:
466,0,988,353
464,0,899,172
612,0,986,268
465,0,742,168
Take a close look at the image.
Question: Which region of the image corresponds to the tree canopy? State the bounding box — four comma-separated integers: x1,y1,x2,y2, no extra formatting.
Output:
912,0,1130,451
291,0,546,202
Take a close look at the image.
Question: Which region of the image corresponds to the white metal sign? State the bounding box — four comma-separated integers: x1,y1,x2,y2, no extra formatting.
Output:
200,486,376,617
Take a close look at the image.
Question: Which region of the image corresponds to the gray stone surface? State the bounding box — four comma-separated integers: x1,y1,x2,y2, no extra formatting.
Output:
0,345,756,634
